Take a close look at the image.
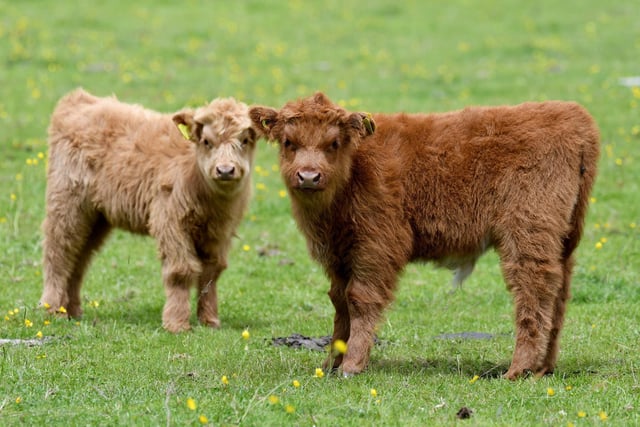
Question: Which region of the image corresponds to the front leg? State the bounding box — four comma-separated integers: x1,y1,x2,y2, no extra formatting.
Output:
162,259,200,333
155,223,202,333
197,259,227,329
341,275,396,375
323,274,350,371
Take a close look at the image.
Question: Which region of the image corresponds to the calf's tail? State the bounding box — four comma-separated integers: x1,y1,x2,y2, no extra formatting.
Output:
563,123,600,258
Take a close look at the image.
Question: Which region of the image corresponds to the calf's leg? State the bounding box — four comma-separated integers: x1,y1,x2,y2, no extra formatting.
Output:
41,197,107,317
65,216,111,317
161,256,201,333
501,248,564,380
197,259,227,328
156,225,203,332
539,254,574,375
324,275,350,370
339,277,394,375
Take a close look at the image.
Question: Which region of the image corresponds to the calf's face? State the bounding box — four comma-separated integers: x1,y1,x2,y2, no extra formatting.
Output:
173,98,257,193
250,93,375,205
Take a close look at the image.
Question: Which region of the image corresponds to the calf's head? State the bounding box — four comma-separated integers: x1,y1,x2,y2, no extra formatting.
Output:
250,93,375,205
173,98,257,193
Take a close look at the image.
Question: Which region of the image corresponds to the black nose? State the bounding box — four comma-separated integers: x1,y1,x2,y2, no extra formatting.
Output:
216,165,236,180
297,170,321,188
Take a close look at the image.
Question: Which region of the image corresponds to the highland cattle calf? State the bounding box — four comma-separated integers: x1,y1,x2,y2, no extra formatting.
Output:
41,88,258,332
250,93,599,379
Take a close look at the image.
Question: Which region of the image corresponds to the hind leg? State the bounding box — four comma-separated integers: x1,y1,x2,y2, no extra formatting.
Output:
41,195,106,317
502,256,563,379
498,231,564,380
65,215,112,317
538,255,574,375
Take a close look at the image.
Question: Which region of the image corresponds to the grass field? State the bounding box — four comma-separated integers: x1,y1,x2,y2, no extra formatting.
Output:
1,0,639,425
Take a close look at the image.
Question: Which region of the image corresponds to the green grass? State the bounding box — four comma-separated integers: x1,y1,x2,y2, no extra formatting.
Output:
1,0,639,425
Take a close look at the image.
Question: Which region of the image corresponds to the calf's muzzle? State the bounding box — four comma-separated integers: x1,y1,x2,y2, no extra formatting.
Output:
297,170,321,190
215,164,237,180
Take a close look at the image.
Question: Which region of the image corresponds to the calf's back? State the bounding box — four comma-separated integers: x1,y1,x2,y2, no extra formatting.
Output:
365,101,600,263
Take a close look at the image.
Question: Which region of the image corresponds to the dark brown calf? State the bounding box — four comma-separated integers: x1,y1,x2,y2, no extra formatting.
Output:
251,93,599,379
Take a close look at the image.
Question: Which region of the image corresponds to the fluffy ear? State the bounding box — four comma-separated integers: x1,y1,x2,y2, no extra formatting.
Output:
347,112,376,139
172,109,202,143
312,91,333,106
249,106,279,141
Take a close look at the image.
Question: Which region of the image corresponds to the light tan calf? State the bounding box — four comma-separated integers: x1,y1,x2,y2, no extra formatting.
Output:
41,88,258,332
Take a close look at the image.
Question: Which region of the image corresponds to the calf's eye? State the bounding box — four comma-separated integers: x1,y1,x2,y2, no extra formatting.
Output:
203,139,210,147
283,139,292,149
331,140,340,150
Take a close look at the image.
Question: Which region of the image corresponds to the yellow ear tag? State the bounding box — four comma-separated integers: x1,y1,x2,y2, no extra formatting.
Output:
177,123,191,140
363,113,375,134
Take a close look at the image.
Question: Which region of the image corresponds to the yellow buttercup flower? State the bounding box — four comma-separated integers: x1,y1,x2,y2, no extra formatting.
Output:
292,380,300,388
198,415,208,424
268,395,279,405
314,368,324,378
186,398,197,411
221,375,229,385
333,339,347,354
370,388,378,398
546,387,555,397
242,329,250,340
285,404,295,414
